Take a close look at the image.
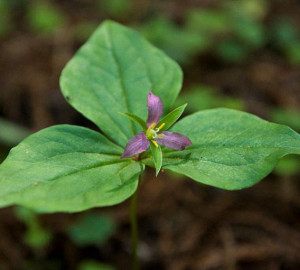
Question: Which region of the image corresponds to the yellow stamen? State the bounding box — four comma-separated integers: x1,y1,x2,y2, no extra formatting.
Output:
146,122,157,139
151,140,158,147
149,122,156,129
158,123,165,130
158,134,164,138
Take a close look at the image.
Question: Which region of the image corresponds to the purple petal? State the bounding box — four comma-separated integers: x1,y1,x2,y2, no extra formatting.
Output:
121,132,150,158
155,131,192,150
147,91,164,128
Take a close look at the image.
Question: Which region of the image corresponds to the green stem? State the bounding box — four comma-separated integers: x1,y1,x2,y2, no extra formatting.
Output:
130,183,139,270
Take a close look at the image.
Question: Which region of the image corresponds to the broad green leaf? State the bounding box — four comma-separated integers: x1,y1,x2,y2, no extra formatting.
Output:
0,125,144,213
142,108,300,190
158,104,187,131
150,142,162,176
60,20,182,147
119,112,146,131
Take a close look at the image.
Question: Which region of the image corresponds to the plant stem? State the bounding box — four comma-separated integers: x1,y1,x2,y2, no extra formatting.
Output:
130,184,139,270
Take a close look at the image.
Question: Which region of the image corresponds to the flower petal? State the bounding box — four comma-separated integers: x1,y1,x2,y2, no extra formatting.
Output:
147,91,164,128
155,131,192,150
121,132,150,158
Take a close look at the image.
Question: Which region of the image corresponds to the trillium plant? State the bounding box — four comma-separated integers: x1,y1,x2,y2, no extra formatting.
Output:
1,21,300,269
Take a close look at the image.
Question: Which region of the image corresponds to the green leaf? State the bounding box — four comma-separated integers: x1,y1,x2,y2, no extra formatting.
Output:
68,213,116,246
185,10,231,35
0,117,30,147
217,41,249,63
270,108,300,132
138,16,209,65
150,142,162,176
99,0,132,19
158,104,187,131
27,2,66,35
174,85,245,112
60,20,182,147
0,125,144,213
274,155,300,176
119,112,146,131
15,206,52,249
79,260,115,270
142,108,300,190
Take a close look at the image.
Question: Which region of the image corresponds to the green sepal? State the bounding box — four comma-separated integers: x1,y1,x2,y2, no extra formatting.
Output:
119,112,147,131
150,142,162,176
158,104,187,131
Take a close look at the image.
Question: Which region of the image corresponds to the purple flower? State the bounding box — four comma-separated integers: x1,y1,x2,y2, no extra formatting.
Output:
121,92,191,159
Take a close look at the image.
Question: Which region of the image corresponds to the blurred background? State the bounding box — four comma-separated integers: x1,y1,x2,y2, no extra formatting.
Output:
0,0,300,269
